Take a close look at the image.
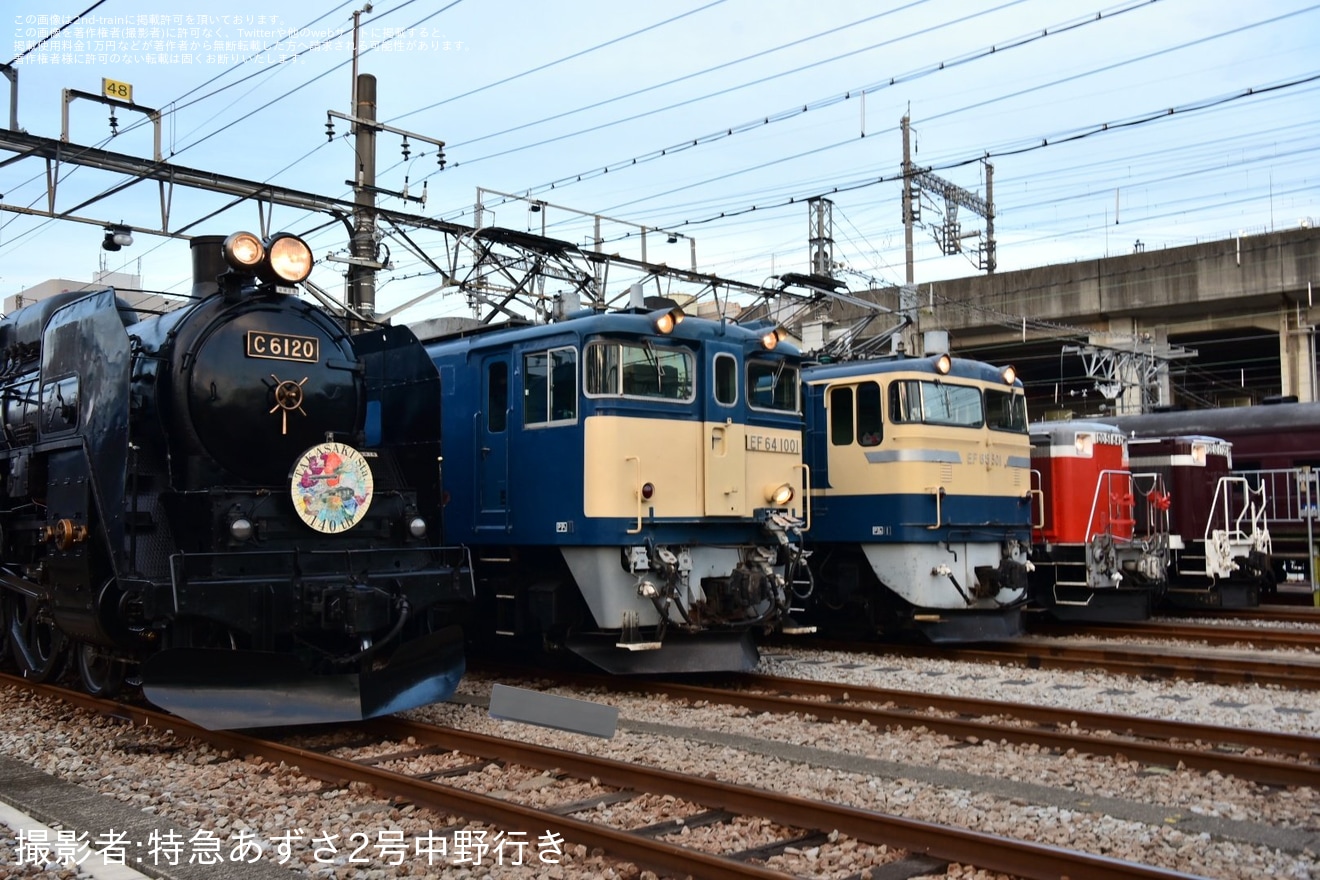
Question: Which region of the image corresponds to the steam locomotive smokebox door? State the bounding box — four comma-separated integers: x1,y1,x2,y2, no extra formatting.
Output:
39,290,131,640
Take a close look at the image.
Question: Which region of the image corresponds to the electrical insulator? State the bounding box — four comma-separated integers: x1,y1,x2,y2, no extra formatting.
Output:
324,118,335,142
108,112,118,135
400,137,410,161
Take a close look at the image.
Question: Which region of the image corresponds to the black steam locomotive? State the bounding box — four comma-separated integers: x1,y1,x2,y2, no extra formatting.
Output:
0,231,472,728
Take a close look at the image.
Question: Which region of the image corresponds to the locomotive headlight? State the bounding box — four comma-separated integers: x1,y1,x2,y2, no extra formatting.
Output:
1074,432,1095,458
1190,441,1208,467
765,482,795,505
651,306,685,334
229,517,254,541
761,327,788,350
1000,364,1017,385
408,516,428,538
267,233,314,283
934,353,952,375
224,231,265,269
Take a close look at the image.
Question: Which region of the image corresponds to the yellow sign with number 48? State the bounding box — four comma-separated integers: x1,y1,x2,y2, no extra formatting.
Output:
101,78,132,103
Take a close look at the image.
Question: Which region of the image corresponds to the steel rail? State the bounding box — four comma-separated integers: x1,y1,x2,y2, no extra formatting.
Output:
878,641,1320,690
1037,620,1320,650
4,674,1206,880
474,665,1320,787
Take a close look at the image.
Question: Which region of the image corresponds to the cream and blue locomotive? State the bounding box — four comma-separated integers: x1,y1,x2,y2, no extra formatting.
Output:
800,353,1033,641
419,306,809,672
0,232,472,728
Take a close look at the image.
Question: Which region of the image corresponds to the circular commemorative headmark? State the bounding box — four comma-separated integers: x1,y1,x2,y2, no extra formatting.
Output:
290,442,374,532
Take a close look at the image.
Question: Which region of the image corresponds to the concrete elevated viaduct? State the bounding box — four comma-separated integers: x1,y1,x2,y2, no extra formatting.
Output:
829,227,1320,418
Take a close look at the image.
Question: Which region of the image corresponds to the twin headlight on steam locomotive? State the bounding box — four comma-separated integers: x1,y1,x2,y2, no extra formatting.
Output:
223,231,314,284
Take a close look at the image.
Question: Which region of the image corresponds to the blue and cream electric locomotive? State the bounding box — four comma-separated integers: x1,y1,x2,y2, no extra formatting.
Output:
800,353,1033,641
0,232,473,728
418,305,810,673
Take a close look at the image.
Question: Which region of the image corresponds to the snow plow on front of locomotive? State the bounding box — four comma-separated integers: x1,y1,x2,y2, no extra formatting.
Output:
0,231,472,729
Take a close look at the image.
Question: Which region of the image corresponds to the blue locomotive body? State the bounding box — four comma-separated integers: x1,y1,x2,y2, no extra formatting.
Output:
422,309,810,672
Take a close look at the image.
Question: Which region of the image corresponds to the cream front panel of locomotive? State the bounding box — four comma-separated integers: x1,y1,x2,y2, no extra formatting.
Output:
582,417,802,520
818,377,1029,499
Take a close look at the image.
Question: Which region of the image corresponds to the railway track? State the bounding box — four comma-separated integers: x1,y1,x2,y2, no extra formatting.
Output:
1180,603,1320,626
3,672,1210,880
892,638,1320,689
1033,619,1320,651
474,664,1320,788
773,634,1320,689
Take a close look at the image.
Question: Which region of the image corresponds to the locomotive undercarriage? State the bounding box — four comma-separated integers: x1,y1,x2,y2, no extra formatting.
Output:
1028,535,1168,622
0,473,473,728
1159,540,1272,610
468,529,809,674
807,537,1029,643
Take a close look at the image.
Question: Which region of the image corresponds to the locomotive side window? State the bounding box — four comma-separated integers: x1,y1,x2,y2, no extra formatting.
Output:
856,381,882,445
829,386,854,445
41,375,79,433
747,359,800,412
584,340,694,402
3,378,40,444
713,353,737,405
524,346,578,426
585,343,620,395
889,380,983,428
486,361,508,433
985,388,1029,433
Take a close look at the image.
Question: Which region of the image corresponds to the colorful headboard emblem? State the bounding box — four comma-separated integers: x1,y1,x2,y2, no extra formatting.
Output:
290,442,374,533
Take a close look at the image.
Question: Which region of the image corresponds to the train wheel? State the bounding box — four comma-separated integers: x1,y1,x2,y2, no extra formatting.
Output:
9,597,67,682
76,642,125,698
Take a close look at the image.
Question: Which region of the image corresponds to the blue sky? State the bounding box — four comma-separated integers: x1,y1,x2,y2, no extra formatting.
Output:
1,0,1316,320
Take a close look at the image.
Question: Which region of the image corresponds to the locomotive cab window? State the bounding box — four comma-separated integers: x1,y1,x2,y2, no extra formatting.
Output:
41,375,79,433
889,379,983,428
486,361,508,432
747,359,799,412
524,346,577,425
985,388,1028,434
829,386,853,445
585,340,694,402
3,378,40,443
857,381,882,445
829,382,882,446
713,353,737,405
